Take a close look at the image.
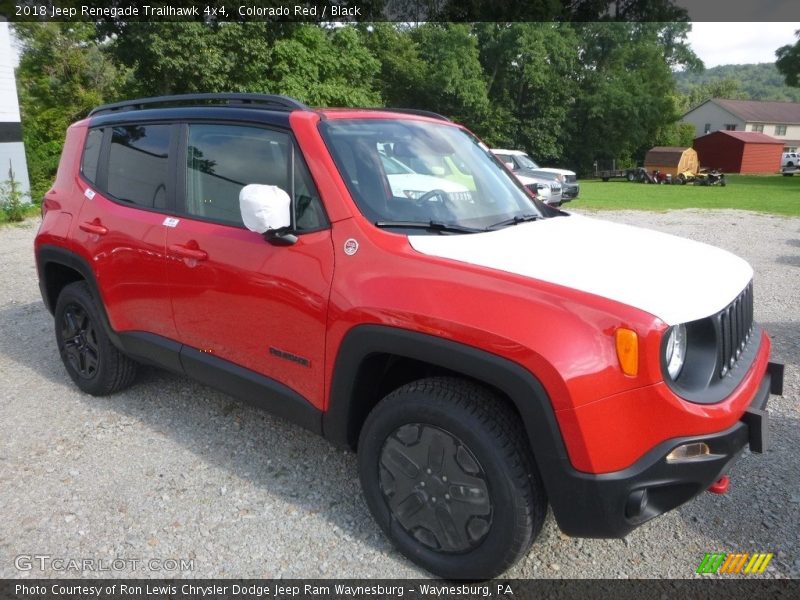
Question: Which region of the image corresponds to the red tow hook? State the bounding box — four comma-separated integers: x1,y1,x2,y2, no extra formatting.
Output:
708,475,730,494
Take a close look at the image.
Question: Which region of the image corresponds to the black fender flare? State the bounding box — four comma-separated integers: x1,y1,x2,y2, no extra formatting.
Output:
323,324,574,489
37,245,102,313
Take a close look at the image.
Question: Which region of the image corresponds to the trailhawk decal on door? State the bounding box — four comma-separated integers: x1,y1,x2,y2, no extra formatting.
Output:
407,214,753,326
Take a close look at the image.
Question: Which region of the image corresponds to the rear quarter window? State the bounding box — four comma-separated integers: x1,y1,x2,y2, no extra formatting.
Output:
80,128,103,184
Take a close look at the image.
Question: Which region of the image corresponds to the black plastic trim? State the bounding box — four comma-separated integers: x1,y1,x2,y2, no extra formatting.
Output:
36,245,106,317
179,345,321,434
767,361,784,395
90,107,293,130
324,324,776,539
0,121,23,143
36,246,321,435
662,321,763,405
116,332,183,374
324,325,588,529
550,372,772,537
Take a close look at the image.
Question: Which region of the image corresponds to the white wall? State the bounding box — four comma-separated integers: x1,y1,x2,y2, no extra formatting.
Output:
0,20,30,195
744,123,800,151
682,102,746,138
0,21,22,123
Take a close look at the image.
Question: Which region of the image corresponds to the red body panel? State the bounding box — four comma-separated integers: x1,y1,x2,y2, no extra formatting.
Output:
75,193,174,339
165,218,334,406
556,333,770,472
38,110,771,479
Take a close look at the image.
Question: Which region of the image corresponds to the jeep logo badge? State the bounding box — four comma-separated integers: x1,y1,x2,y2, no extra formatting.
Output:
344,238,359,256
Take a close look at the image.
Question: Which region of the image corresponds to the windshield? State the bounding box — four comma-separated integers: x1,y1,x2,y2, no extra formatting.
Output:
515,154,540,170
320,119,544,232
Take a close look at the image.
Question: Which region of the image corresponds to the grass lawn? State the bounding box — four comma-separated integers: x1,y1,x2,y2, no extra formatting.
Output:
575,174,800,216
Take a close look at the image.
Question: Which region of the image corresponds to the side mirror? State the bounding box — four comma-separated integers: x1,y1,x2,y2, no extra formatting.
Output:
239,184,296,245
504,161,515,170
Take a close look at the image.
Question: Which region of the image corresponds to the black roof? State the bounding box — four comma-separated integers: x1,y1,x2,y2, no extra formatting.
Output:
88,93,308,128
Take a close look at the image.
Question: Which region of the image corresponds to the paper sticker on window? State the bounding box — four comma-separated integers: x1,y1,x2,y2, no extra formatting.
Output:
163,217,180,228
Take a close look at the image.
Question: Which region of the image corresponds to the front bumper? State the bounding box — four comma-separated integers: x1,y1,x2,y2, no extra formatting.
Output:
548,362,782,538
561,183,580,200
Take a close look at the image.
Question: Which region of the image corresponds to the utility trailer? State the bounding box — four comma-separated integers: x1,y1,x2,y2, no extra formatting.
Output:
595,160,646,182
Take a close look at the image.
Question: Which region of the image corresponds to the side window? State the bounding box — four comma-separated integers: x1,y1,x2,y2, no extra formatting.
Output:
81,128,103,184
107,124,171,209
184,123,325,230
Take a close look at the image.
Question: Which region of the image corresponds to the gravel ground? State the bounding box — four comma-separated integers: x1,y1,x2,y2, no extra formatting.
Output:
0,209,797,580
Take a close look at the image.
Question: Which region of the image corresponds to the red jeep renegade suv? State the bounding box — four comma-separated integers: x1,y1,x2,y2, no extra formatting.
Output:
35,94,783,579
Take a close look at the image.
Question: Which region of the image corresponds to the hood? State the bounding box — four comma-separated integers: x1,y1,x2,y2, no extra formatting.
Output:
407,214,752,326
514,171,561,187
516,168,564,182
535,167,575,177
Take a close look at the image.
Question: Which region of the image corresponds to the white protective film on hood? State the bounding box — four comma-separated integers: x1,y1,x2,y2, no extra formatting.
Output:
408,214,753,326
239,184,291,234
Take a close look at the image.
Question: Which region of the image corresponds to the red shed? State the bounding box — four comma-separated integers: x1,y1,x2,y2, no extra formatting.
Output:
693,131,783,174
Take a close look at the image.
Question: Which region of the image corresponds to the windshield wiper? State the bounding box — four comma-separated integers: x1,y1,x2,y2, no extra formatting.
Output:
487,214,540,230
374,220,485,234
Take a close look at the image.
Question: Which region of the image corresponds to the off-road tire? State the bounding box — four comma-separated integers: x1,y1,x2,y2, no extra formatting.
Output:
54,281,137,395
358,377,547,579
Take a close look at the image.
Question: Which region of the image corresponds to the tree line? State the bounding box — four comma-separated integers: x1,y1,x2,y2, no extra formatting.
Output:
15,21,703,201
675,63,800,105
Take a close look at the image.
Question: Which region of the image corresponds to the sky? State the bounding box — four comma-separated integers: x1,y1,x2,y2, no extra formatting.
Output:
686,22,799,68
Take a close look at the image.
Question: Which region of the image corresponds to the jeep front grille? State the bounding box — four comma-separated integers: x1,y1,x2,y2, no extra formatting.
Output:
717,281,754,378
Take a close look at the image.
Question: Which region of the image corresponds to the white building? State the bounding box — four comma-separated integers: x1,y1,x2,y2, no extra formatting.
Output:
0,19,30,195
682,98,800,152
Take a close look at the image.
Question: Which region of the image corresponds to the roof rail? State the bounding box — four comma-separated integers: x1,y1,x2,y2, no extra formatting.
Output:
89,93,309,116
384,108,451,122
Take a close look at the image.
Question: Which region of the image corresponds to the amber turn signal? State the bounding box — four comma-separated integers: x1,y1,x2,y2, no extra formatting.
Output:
615,328,639,376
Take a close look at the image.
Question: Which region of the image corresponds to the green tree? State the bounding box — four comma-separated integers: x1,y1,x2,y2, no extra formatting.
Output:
475,23,579,161
565,22,698,173
405,24,491,127
108,23,381,106
776,30,800,87
268,25,381,106
13,23,126,201
678,78,747,113
107,21,277,96
359,23,427,109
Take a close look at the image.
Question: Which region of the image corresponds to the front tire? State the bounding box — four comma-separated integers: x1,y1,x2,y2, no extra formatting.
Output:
55,281,137,395
358,377,546,579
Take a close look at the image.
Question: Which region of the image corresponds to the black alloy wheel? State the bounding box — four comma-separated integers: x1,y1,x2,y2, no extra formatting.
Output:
60,303,100,379
378,423,493,553
358,377,547,579
55,281,137,395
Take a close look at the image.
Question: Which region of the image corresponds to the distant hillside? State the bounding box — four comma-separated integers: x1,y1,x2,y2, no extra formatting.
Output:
674,63,800,103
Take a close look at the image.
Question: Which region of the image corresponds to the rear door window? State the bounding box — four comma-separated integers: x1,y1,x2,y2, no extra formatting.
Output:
106,124,171,209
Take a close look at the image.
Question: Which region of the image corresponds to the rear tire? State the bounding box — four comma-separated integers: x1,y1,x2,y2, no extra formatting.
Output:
358,377,546,579
55,281,137,396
